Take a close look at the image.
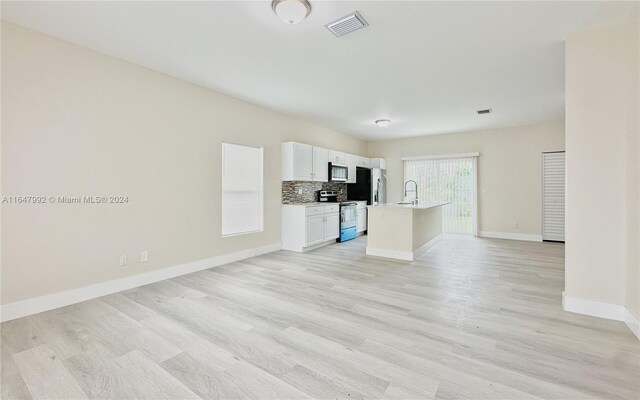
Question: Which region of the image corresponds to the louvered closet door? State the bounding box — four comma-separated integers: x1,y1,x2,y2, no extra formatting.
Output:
543,152,565,242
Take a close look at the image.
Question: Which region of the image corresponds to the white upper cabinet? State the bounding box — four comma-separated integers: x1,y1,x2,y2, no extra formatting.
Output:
346,154,357,183
282,142,313,181
370,158,386,169
281,142,328,182
313,146,329,182
282,141,374,182
355,156,371,168
328,150,347,165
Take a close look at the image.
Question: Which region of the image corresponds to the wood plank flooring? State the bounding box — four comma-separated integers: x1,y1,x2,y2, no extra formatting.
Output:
2,237,638,400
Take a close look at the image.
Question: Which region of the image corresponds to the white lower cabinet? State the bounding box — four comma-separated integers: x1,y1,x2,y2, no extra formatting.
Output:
305,214,326,246
325,213,340,240
356,202,367,233
283,204,340,252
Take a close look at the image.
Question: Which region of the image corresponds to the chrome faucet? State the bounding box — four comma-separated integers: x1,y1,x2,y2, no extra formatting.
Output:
404,180,418,204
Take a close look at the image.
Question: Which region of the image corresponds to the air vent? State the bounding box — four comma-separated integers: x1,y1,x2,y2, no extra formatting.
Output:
325,11,368,37
476,108,492,115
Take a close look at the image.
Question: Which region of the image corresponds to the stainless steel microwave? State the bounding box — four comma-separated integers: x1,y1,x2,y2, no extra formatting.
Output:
328,163,348,182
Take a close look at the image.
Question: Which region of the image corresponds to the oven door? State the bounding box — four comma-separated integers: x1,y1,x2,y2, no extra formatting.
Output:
339,203,358,242
340,203,357,229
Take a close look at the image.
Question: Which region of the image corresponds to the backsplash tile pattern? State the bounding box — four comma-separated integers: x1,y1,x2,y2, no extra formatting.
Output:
282,181,348,204
323,181,347,202
282,181,322,204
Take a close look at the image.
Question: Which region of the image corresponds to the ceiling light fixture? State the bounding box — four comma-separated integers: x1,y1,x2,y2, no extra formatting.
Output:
375,119,391,128
272,0,312,25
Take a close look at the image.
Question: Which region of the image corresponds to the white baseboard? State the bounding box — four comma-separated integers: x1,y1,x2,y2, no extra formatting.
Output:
478,231,542,242
562,292,640,340
366,234,442,262
281,238,336,253
366,247,413,261
0,243,281,323
624,307,640,340
562,292,626,320
413,234,442,258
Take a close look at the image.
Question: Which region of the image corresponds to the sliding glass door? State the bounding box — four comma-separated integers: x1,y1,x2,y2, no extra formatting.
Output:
404,155,477,235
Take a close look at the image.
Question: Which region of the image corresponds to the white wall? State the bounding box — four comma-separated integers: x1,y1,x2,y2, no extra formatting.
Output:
625,12,640,320
564,9,639,318
367,122,565,238
0,22,366,305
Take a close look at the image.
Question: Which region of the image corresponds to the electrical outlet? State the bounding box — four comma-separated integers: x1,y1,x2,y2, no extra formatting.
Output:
298,188,303,195
140,251,149,262
119,255,128,266
513,222,519,229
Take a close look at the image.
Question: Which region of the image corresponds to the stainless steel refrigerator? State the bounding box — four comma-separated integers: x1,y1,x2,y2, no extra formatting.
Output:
347,167,386,205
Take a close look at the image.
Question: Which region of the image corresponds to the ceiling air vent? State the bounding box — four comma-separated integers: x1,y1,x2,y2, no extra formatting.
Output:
325,11,368,37
476,108,492,115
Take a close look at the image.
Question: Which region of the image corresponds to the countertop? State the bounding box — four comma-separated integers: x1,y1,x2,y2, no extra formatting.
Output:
282,202,330,206
367,201,450,210
283,201,367,207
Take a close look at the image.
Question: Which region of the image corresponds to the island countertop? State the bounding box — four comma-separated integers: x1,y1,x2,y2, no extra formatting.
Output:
367,201,450,210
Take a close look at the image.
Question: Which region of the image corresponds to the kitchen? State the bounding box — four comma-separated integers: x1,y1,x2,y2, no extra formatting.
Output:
281,141,446,260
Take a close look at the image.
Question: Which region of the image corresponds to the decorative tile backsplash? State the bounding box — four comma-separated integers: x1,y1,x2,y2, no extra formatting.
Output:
323,181,347,202
282,181,348,204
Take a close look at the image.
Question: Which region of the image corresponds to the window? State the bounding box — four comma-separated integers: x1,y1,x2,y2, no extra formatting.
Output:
222,143,263,236
403,154,478,235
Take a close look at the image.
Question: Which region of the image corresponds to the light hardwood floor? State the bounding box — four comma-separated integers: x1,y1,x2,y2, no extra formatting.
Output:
1,237,638,400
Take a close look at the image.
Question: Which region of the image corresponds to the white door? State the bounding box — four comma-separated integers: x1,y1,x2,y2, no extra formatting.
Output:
324,213,340,240
356,208,367,232
543,152,565,242
293,143,313,181
306,215,326,246
313,147,329,182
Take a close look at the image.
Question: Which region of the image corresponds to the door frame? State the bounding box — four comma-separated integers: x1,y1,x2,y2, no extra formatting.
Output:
402,153,479,236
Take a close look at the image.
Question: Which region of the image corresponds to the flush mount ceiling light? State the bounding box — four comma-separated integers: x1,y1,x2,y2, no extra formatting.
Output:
272,0,312,25
375,119,391,128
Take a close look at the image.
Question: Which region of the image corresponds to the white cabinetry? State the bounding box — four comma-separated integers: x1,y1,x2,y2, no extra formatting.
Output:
313,147,329,182
370,158,386,169
354,156,371,168
325,212,340,240
328,150,347,165
305,214,326,246
282,142,328,182
356,201,367,233
346,155,357,183
283,204,340,252
281,141,375,183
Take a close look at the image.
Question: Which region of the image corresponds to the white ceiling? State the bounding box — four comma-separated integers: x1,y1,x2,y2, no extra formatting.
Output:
0,1,630,140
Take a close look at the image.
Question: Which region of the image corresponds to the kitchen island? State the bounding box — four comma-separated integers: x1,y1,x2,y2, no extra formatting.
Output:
366,201,449,261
